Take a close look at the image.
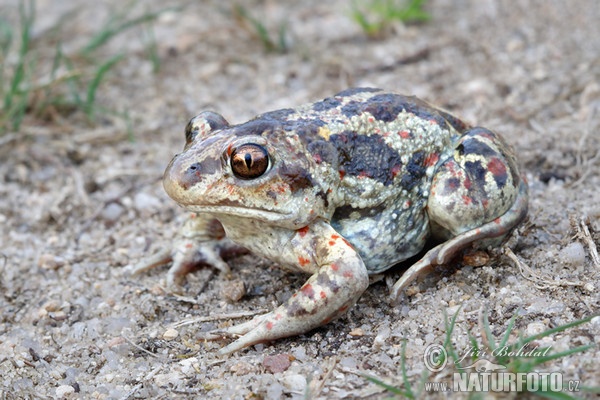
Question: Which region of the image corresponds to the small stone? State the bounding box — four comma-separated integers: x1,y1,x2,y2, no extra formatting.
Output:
230,361,254,375
38,254,66,270
462,250,490,267
134,192,162,214
263,353,292,373
101,202,125,223
405,285,420,296
283,374,307,392
162,328,179,340
526,322,547,336
49,311,68,321
349,327,364,337
55,385,75,398
221,280,246,303
559,242,586,266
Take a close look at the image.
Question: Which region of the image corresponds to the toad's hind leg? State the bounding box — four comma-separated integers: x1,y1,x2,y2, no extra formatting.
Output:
390,127,528,301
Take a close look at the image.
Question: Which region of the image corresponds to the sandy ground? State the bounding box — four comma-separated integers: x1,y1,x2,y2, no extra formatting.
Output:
1,0,599,398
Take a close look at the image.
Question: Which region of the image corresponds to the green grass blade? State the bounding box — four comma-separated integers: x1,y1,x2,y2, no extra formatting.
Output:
443,307,462,365
516,315,596,347
481,310,497,351
400,339,414,398
85,54,124,119
498,311,519,349
363,374,412,397
82,7,177,55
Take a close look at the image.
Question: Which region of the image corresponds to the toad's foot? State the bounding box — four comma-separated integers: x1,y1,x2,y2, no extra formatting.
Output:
131,238,247,290
390,178,528,301
204,249,369,355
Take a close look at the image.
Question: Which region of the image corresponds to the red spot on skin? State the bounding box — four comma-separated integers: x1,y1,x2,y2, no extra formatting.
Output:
462,195,473,205
226,143,234,156
266,321,274,330
322,316,333,324
494,217,502,224
358,171,370,178
320,291,327,299
185,243,193,249
399,130,410,139
368,116,374,123
391,164,401,177
304,197,309,202
298,256,311,266
339,170,345,179
314,154,322,163
342,238,353,248
463,175,472,190
488,157,507,178
338,305,349,313
297,226,309,237
275,313,282,320
331,263,340,271
190,213,197,218
343,270,354,278
301,284,315,298
424,153,439,167
329,234,340,246
429,119,438,125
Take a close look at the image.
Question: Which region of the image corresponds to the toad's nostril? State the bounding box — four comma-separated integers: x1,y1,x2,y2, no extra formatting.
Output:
188,162,200,172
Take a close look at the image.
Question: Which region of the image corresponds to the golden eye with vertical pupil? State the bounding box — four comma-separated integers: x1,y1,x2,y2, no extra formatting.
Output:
230,144,270,179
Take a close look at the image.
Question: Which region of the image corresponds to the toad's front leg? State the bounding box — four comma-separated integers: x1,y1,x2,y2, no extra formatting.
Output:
215,221,369,354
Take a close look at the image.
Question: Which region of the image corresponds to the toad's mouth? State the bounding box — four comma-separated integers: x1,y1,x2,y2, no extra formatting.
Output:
180,204,293,222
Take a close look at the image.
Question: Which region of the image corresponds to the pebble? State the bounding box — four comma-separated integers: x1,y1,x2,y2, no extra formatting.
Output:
101,202,125,223
38,254,66,270
221,280,246,303
162,328,179,340
134,192,162,215
263,354,292,373
559,242,586,266
283,374,307,392
526,322,547,336
348,327,364,337
55,385,75,398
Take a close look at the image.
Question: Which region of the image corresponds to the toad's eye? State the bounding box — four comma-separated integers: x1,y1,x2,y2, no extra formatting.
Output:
230,144,270,180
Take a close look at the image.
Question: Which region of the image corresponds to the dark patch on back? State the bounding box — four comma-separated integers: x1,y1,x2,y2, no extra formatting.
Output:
312,97,341,112
330,131,403,186
235,119,277,137
259,108,296,121
282,119,326,146
335,87,382,97
437,109,468,132
400,151,427,190
366,94,446,125
458,136,499,158
340,101,362,118
307,140,338,166
279,162,314,192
